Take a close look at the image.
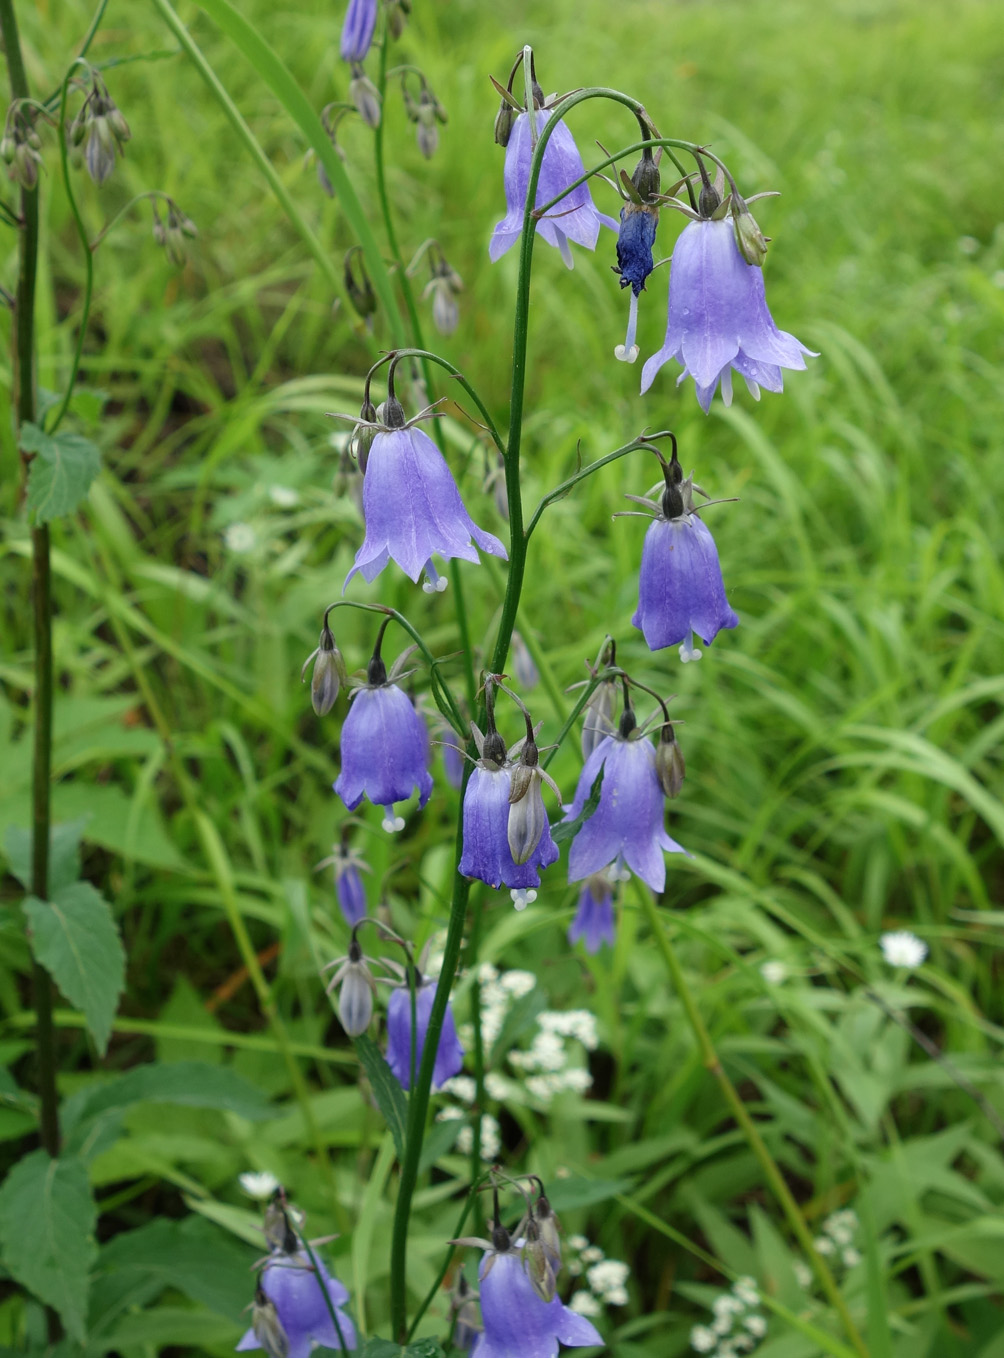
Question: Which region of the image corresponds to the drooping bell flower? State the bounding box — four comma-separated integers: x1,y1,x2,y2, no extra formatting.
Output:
339,0,377,64
613,150,661,363
237,1251,357,1357
568,874,616,953
641,166,815,410
563,705,688,895
344,392,506,594
471,1227,602,1358
458,712,559,910
489,86,617,269
333,626,432,832
622,442,738,661
385,970,465,1091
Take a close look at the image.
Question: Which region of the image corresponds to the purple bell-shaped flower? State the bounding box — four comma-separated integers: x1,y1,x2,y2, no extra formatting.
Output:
339,0,377,63
237,1250,357,1358
563,705,688,895
472,1235,602,1358
568,873,616,953
489,86,617,269
623,442,738,661
641,206,815,410
334,627,433,832
458,706,560,911
385,971,465,1091
344,394,506,593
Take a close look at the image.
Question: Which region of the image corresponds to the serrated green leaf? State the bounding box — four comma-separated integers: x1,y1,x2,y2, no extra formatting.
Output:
551,764,604,844
61,1060,273,1151
21,423,102,523
354,1033,407,1160
24,883,125,1055
0,1149,97,1340
3,817,90,894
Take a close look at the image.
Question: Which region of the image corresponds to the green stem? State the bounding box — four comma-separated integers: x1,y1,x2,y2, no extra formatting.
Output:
3,8,61,1346
49,60,95,435
468,888,485,1176
1,0,60,1169
634,882,869,1358
389,810,471,1340
405,1171,488,1342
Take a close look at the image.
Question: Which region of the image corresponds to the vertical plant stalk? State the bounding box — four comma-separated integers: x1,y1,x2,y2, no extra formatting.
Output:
635,884,869,1358
0,0,60,1166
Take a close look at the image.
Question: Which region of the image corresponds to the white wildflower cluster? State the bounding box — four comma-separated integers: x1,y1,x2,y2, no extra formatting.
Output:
563,1236,629,1312
812,1208,861,1270
508,1008,598,1105
879,930,927,968
435,965,601,1155
436,1104,502,1161
690,1277,767,1357
238,1170,279,1200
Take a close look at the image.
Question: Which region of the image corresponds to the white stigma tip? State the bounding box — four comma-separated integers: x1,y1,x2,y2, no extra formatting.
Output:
614,345,640,364
679,644,703,664
382,814,406,833
510,888,537,910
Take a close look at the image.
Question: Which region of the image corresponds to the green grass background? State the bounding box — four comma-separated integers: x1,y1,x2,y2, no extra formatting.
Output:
1,0,1003,1354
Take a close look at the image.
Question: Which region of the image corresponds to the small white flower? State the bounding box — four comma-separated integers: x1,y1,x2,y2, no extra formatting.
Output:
815,1236,835,1256
500,969,537,996
744,1314,767,1338
569,1291,602,1317
713,1294,742,1318
224,521,257,554
604,1285,629,1306
842,1246,862,1268
477,962,499,983
793,1260,812,1288
712,1313,733,1336
568,1234,590,1251
558,1067,593,1094
436,1105,465,1121
484,1071,515,1101
441,1075,476,1104
267,484,300,508
759,960,787,985
733,1277,758,1306
690,1324,717,1353
480,1113,501,1159
239,1170,279,1199
879,930,927,968
587,1259,628,1295
580,1245,605,1265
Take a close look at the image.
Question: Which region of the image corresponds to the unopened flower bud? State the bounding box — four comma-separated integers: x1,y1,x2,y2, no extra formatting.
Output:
251,1285,290,1358
415,88,443,159
349,66,381,127
386,0,411,39
344,246,377,323
0,134,15,164
535,1191,562,1268
327,937,376,1037
521,1220,557,1303
731,193,769,267
301,619,346,715
494,97,515,148
655,722,685,798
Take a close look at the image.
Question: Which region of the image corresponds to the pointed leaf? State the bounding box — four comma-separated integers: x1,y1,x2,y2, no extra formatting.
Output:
21,423,102,523
0,1149,97,1340
24,883,125,1054
354,1033,407,1159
